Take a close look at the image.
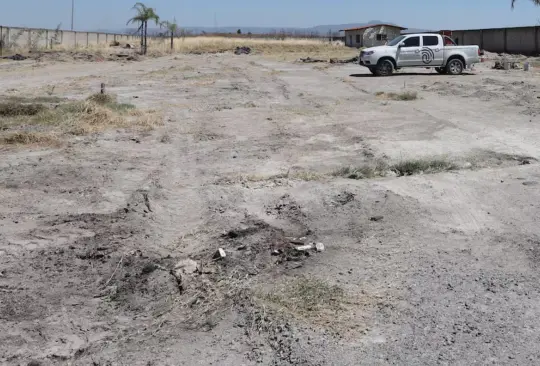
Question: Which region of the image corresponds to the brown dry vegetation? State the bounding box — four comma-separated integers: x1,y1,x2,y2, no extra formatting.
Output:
0,94,162,146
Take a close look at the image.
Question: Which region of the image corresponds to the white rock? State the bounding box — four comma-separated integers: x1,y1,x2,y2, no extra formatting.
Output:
174,259,198,274
295,244,314,251
213,248,227,260
315,243,325,252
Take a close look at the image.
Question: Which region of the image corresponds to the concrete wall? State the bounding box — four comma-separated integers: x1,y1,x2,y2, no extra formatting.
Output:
345,26,402,48
0,25,140,53
452,26,540,55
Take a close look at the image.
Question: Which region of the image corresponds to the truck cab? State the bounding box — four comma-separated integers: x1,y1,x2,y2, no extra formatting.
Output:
359,33,481,76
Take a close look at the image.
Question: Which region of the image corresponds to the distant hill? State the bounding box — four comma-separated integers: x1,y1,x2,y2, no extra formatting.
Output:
114,20,403,36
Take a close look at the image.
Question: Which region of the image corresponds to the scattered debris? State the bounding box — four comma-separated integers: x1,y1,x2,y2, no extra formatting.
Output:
315,243,325,252
295,244,314,252
297,57,326,63
370,216,384,222
213,248,227,260
174,259,199,275
493,60,520,70
271,249,283,256
2,54,27,61
124,43,136,49
234,46,251,55
197,262,216,274
297,56,358,64
522,181,538,186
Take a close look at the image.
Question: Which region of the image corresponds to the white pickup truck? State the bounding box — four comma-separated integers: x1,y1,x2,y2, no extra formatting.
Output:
359,33,481,76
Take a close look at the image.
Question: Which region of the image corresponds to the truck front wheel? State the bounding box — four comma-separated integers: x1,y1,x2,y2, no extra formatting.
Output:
368,67,377,75
446,59,464,75
374,59,394,76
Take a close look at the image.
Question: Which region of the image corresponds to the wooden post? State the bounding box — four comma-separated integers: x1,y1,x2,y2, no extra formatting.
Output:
101,83,106,94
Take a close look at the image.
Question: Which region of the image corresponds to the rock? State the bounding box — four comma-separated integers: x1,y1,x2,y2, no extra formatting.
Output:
370,216,384,222
271,249,283,256
174,259,198,274
522,181,538,186
463,162,473,169
197,262,217,274
295,244,314,252
315,243,325,252
213,248,227,260
519,160,531,165
3,53,27,61
234,46,251,55
124,43,136,49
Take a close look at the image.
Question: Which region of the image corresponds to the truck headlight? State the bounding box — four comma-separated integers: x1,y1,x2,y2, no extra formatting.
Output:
363,51,374,56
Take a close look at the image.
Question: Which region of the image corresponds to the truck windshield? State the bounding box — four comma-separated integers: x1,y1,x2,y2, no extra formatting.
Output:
387,35,406,46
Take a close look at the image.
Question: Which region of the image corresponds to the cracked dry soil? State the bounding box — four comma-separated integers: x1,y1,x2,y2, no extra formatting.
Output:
2,53,540,365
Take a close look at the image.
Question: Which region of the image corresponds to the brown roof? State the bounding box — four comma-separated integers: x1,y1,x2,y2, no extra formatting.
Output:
340,24,407,32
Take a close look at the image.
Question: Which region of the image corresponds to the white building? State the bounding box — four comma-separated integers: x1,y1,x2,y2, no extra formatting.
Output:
342,24,407,48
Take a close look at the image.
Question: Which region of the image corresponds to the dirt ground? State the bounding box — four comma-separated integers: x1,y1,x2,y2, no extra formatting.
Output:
2,52,540,365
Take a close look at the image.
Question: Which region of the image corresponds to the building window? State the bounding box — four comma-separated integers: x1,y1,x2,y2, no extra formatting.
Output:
356,34,360,43
376,34,387,41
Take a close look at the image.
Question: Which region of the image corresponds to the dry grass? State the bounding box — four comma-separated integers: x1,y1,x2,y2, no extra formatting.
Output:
0,103,47,117
390,158,457,176
333,158,457,179
376,91,418,101
0,131,60,146
332,160,389,179
6,37,356,63
255,277,349,328
145,37,349,56
0,95,162,145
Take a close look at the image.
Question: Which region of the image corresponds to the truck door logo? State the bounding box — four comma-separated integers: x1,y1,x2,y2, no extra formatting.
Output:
421,47,435,64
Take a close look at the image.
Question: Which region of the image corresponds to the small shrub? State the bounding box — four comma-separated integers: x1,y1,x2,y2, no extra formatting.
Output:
376,91,418,101
390,158,457,176
264,277,345,315
87,93,117,105
0,103,47,117
1,132,58,145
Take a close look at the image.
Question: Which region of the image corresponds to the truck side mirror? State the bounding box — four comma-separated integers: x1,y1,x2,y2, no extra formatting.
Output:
399,42,405,47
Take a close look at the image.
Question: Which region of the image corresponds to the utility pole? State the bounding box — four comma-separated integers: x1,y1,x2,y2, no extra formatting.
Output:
71,0,74,30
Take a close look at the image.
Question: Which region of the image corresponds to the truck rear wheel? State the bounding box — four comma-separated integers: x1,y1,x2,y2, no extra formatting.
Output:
446,58,464,75
374,59,394,76
435,67,447,74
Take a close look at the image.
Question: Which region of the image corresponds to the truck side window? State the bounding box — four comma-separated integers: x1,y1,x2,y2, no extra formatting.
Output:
402,36,420,47
423,36,439,47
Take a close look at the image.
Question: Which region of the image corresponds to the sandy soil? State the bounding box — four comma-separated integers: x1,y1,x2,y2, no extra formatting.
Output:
2,53,540,365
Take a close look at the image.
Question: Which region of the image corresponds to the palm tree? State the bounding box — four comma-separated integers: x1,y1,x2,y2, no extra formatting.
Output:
127,2,160,55
161,18,179,51
511,0,540,7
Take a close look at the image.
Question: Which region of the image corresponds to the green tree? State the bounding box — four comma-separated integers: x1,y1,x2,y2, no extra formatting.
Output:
127,2,160,55
161,18,179,51
237,29,242,35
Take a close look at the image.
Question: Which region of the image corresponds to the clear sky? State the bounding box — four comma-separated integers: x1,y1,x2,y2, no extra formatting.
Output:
2,0,540,31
